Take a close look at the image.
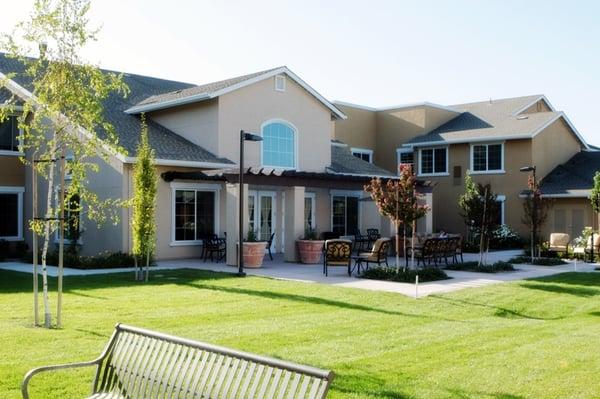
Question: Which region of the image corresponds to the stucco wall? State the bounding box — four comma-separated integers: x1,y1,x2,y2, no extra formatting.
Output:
532,118,582,180
333,105,377,150
417,139,533,237
217,75,332,172
521,100,552,114
150,99,220,155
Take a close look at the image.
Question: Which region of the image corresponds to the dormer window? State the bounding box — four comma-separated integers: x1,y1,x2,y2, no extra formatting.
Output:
275,75,286,92
351,148,373,163
0,115,21,154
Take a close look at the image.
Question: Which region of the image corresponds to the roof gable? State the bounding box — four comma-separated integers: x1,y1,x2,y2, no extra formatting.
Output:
126,66,347,120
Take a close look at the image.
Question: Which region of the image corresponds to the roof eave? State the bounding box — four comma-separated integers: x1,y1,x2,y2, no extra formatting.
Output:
124,92,212,114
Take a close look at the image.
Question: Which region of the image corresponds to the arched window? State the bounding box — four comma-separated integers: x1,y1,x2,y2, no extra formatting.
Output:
262,121,296,168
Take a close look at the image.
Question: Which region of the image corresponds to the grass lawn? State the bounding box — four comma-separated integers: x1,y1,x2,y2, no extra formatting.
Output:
1,269,600,398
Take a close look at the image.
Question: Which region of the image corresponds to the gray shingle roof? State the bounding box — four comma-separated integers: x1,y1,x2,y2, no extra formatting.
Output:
0,53,234,164
405,95,562,145
329,144,395,176
539,151,600,196
134,67,282,108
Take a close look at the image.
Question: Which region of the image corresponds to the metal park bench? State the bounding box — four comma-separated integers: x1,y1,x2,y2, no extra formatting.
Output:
22,323,334,399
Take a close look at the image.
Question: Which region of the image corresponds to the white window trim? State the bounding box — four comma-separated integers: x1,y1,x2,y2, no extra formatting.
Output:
396,147,415,175
305,192,316,230
0,186,24,241
275,75,286,92
417,146,449,177
330,190,362,236
351,147,373,163
469,142,505,175
497,195,506,225
170,182,221,246
260,119,298,170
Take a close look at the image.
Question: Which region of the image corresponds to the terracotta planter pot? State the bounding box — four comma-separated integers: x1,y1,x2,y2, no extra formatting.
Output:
297,240,325,264
243,242,267,268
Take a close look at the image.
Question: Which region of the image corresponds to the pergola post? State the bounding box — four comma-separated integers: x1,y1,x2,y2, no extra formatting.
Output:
284,186,305,262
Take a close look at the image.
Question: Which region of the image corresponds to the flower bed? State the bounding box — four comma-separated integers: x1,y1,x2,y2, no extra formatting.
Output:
445,261,515,273
508,256,567,266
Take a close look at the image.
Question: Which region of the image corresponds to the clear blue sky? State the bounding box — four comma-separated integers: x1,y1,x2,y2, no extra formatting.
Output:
2,0,600,145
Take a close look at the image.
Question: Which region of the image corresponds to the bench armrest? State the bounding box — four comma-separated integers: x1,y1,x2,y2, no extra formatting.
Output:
22,359,100,399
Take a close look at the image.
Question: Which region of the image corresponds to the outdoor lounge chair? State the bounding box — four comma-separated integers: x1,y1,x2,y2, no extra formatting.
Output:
547,233,570,255
203,235,226,262
355,237,391,272
323,239,352,276
22,323,334,399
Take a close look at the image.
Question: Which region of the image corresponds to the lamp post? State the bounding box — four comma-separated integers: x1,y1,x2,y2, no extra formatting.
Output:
238,130,263,276
520,165,536,263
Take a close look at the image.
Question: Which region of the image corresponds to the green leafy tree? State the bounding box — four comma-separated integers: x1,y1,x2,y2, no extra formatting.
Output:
131,114,157,282
458,175,501,265
0,0,128,327
522,174,550,259
365,164,430,271
590,171,600,230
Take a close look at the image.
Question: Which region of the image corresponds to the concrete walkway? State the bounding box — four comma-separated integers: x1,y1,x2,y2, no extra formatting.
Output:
1,250,597,298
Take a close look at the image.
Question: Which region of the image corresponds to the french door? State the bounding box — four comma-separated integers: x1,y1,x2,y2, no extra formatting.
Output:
248,191,277,252
331,195,359,236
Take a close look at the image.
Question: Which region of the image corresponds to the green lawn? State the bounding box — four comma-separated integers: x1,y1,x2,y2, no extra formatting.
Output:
1,269,600,398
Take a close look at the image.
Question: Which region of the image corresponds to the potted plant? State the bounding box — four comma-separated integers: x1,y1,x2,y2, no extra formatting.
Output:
243,229,268,268
297,228,325,264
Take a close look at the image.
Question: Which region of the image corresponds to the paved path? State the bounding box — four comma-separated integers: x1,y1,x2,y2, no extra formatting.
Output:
1,250,597,298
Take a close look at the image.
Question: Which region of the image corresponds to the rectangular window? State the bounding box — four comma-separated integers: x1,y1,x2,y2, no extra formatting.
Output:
0,115,20,152
351,148,373,163
419,147,447,175
0,186,24,240
397,149,414,170
275,75,286,92
471,143,504,172
332,195,359,236
64,193,81,242
174,189,216,242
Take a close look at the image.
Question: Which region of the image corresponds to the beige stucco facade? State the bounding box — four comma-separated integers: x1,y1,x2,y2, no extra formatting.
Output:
0,156,25,186
543,198,595,241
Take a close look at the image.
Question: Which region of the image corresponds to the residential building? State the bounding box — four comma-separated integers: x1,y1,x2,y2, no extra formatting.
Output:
334,95,591,238
0,54,434,262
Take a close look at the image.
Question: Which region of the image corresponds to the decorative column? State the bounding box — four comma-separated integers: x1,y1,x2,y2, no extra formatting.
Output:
284,186,305,262
225,183,249,266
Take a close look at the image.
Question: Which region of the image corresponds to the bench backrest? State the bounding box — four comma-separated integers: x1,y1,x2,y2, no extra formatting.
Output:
94,324,333,398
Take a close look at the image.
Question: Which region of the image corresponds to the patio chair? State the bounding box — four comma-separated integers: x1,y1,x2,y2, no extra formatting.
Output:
266,232,275,260
406,238,439,268
356,237,391,272
323,239,352,276
203,235,226,262
366,228,381,247
352,229,369,253
438,236,460,266
547,233,570,255
454,234,464,263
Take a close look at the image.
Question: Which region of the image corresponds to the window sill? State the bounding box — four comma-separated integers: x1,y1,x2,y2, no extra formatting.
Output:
418,172,449,177
0,236,23,241
469,170,506,175
54,238,83,245
170,240,203,247
0,150,24,157
261,165,297,171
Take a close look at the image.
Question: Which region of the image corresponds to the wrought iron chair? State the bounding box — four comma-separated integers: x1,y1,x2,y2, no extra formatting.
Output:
355,237,391,273
323,239,352,276
266,232,275,260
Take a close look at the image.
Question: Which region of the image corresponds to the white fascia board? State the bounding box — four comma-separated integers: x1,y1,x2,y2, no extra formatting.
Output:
122,156,234,169
402,134,533,148
333,100,461,114
124,93,211,114
512,95,556,116
0,71,127,164
331,141,348,147
519,190,591,199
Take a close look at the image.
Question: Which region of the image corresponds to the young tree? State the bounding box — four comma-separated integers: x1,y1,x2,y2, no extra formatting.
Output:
458,175,500,266
522,173,550,260
0,0,128,328
131,114,157,282
365,164,430,271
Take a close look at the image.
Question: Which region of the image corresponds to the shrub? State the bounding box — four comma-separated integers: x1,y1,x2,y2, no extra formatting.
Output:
507,256,566,266
361,267,450,283
22,250,148,269
0,240,29,261
446,261,515,273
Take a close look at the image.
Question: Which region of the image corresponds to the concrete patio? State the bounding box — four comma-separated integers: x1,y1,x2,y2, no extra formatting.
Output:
2,249,597,298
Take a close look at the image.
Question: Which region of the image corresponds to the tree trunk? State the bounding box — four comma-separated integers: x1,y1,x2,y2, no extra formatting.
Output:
395,221,400,272
40,144,57,328
145,248,150,282
411,220,416,269
479,187,488,267
134,255,138,281
402,223,407,272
